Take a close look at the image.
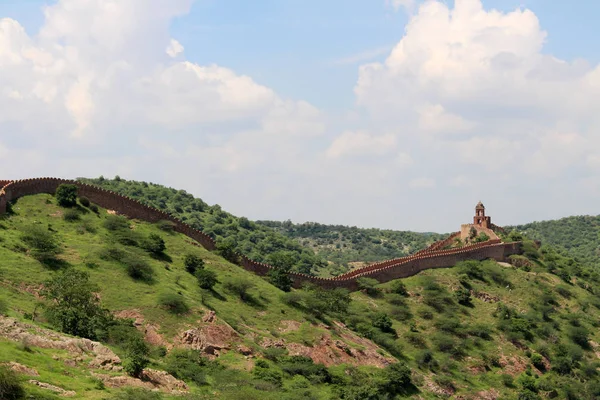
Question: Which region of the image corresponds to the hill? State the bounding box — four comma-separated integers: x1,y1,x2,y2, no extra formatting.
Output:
257,221,446,275
509,215,600,267
76,177,444,277
1,184,600,398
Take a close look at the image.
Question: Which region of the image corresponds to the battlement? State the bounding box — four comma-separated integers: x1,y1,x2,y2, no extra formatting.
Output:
0,179,522,291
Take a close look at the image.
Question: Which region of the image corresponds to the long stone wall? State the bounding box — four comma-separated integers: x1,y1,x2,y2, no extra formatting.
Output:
0,178,522,291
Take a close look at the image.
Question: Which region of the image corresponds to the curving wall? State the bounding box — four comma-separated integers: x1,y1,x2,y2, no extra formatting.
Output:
0,178,522,291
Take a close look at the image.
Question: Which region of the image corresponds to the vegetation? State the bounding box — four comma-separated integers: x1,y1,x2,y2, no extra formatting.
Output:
0,365,25,400
55,184,78,208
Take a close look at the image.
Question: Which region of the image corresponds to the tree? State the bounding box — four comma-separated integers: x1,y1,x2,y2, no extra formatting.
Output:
267,251,296,271
267,268,292,292
223,278,255,302
357,277,380,296
0,365,25,400
21,225,62,262
380,362,412,395
184,254,204,275
123,337,149,377
389,280,408,296
41,269,112,340
142,233,166,255
195,268,218,290
216,239,239,264
55,184,78,208
372,312,394,334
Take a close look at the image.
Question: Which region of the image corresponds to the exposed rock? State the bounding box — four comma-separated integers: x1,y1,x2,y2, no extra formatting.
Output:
180,324,238,356
279,320,301,333
28,380,76,397
92,369,188,394
237,344,253,355
0,316,121,371
115,310,169,349
423,375,454,397
115,309,144,327
472,291,500,303
202,310,216,323
498,355,530,376
5,362,39,376
260,337,286,349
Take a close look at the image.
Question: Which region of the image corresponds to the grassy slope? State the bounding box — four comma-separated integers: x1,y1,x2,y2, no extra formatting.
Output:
1,194,600,398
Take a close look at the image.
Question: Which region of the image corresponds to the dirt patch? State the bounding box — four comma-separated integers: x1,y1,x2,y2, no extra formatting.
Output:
498,354,530,376
472,291,500,303
115,309,169,349
4,362,39,376
423,375,454,397
179,314,239,357
28,380,76,397
279,320,301,333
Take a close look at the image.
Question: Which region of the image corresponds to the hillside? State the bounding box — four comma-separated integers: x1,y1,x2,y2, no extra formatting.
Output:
257,221,446,275
1,187,600,398
76,177,443,277
509,215,600,268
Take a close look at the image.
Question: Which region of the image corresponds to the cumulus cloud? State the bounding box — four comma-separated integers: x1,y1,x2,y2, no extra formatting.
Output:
2,0,600,231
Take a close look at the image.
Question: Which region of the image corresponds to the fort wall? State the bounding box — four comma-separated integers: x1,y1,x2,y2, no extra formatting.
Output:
0,178,522,291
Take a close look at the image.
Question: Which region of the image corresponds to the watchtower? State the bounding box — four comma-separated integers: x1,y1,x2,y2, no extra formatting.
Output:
473,201,491,228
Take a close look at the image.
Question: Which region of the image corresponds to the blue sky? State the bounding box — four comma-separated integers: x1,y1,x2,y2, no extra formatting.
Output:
1,0,600,231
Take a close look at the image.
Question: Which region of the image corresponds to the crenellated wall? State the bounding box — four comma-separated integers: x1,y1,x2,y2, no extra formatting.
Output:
0,178,522,291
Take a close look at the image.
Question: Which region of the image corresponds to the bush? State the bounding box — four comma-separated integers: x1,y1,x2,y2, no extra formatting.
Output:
0,298,8,316
164,349,209,386
372,312,394,334
123,337,150,377
158,293,189,315
110,388,163,400
21,225,62,262
380,362,412,395
55,184,78,207
184,254,204,274
123,257,154,282
530,353,545,371
141,234,166,255
195,268,218,290
0,365,25,400
89,204,99,213
224,278,255,302
103,215,130,231
156,220,176,233
569,326,590,347
79,197,90,207
267,268,292,292
253,363,283,387
455,288,472,305
63,209,81,222
357,277,380,296
389,280,408,296
278,356,330,383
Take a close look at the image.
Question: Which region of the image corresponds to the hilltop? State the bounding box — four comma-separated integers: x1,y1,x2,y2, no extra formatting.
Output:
0,180,599,399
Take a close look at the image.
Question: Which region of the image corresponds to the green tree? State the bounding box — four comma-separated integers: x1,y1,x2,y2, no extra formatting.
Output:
0,365,25,400
195,268,218,290
357,277,380,296
141,233,166,255
389,280,408,296
55,184,78,207
184,254,204,274
372,312,394,334
216,239,239,264
21,225,62,262
41,269,112,340
380,362,412,395
123,337,149,377
267,268,292,292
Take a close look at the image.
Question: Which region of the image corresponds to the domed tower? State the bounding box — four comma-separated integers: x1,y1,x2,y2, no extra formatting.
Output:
473,201,491,228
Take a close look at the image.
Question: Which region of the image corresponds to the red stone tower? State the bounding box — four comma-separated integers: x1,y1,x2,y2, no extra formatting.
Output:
473,201,491,228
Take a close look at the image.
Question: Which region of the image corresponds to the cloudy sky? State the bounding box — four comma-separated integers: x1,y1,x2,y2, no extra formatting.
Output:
1,0,600,232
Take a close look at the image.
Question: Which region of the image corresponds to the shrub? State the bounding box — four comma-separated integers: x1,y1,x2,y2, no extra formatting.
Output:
530,353,545,371
224,278,255,302
0,298,7,316
455,288,472,305
357,277,380,296
63,209,81,222
164,349,209,386
156,220,176,233
184,254,204,274
158,293,189,315
195,268,218,290
389,280,408,296
55,184,78,207
89,204,99,213
21,225,61,262
380,362,412,395
501,373,514,387
79,196,91,207
467,323,493,340
123,257,154,281
278,356,330,383
416,350,437,369
123,337,149,377
103,215,130,231
252,363,283,387
267,268,292,292
141,234,166,255
263,347,288,361
372,312,394,334
0,365,25,400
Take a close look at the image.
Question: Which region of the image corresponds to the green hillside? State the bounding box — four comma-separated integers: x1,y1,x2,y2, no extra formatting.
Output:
1,189,600,398
257,221,446,275
76,177,443,277
509,215,600,267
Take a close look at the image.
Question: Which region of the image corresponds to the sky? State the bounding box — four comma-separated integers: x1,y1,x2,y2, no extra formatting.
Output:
1,0,600,232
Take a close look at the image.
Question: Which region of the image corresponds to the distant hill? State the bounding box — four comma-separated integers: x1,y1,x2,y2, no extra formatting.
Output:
78,177,442,276
257,220,446,275
509,215,600,267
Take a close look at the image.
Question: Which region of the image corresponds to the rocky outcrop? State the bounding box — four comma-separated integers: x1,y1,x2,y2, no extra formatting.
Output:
5,362,39,376
115,309,169,348
0,317,121,371
92,369,188,394
28,380,76,397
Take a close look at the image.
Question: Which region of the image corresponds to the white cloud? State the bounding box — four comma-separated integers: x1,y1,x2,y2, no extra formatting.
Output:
326,131,397,159
386,0,415,13
166,39,184,58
